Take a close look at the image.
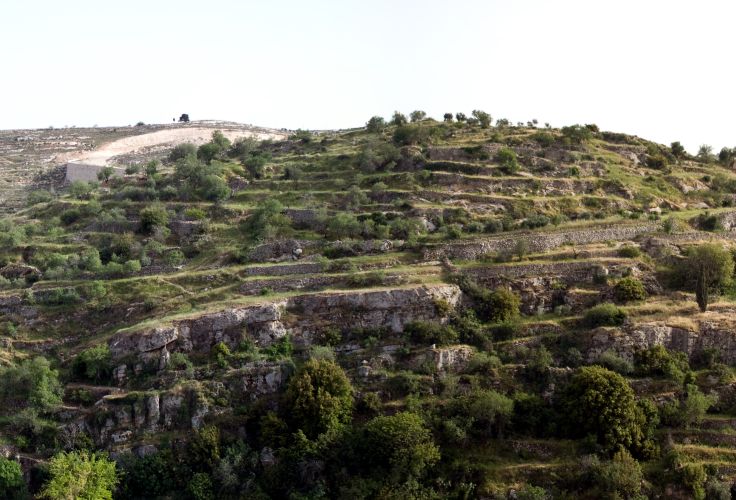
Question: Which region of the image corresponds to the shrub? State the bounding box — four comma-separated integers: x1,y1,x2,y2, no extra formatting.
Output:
617,245,641,258
72,345,111,382
597,350,634,375
583,303,626,327
365,116,386,133
139,205,169,234
169,143,197,162
40,450,118,500
283,359,353,439
404,321,458,346
593,448,644,499
242,199,292,241
661,384,717,428
486,287,521,323
496,147,519,174
28,189,54,205
613,277,647,302
634,345,690,382
558,366,654,455
561,124,593,144
356,412,440,484
0,456,25,499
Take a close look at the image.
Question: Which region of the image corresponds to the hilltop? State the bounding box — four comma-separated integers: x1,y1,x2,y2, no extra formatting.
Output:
1,113,736,498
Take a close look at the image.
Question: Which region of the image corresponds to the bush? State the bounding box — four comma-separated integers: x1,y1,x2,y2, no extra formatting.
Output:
558,366,654,455
27,189,53,205
617,245,642,258
634,345,690,382
283,359,353,439
169,143,197,162
661,384,717,428
613,277,647,302
241,199,292,241
583,303,626,327
593,448,644,499
496,147,519,174
486,287,521,323
365,116,386,133
0,357,63,412
356,412,440,484
72,345,112,383
40,450,118,500
597,350,634,375
561,124,593,144
404,321,458,346
0,456,25,499
139,205,169,234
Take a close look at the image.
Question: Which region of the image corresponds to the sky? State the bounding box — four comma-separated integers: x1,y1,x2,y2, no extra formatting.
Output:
1,0,734,153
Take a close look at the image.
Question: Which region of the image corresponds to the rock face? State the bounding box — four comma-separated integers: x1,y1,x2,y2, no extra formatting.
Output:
108,285,461,378
585,321,736,364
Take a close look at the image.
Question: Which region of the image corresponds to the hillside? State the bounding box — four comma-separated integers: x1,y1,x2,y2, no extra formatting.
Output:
1,115,736,498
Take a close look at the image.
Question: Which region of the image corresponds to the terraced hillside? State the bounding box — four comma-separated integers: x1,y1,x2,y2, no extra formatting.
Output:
0,121,285,214
2,116,736,498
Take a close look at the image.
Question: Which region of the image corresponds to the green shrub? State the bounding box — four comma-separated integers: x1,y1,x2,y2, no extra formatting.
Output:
283,359,353,439
613,277,647,302
404,321,458,346
617,245,642,258
40,450,118,500
72,345,112,383
559,366,655,456
496,147,519,174
169,143,197,162
583,303,626,327
597,350,634,375
486,287,521,323
634,345,690,382
0,456,25,499
139,205,169,234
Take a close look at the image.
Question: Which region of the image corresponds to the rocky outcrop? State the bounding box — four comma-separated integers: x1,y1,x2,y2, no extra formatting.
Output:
109,285,461,379
0,263,41,281
585,320,736,364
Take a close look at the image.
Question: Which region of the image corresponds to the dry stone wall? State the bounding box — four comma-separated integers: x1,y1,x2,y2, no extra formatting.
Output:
424,222,660,260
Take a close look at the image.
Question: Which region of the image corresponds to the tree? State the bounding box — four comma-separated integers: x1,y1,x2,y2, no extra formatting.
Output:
443,113,453,122
179,113,190,123
357,412,440,484
139,205,169,234
169,143,197,162
72,345,111,383
390,111,407,126
671,141,686,159
409,110,426,123
496,147,519,174
594,448,644,499
697,144,714,163
365,116,386,133
685,243,734,312
283,359,353,439
718,147,734,165
242,199,292,241
96,166,114,183
561,124,593,144
455,112,467,122
613,277,647,302
472,109,492,128
486,287,521,322
0,356,63,412
559,366,652,455
40,451,118,500
0,456,25,499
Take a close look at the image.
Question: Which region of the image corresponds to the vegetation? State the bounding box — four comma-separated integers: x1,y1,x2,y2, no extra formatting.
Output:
1,115,736,497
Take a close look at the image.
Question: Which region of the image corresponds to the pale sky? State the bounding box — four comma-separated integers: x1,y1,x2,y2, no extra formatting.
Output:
1,0,734,153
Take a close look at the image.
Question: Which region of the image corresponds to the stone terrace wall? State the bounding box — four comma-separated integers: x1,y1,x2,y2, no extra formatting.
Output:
423,222,660,260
